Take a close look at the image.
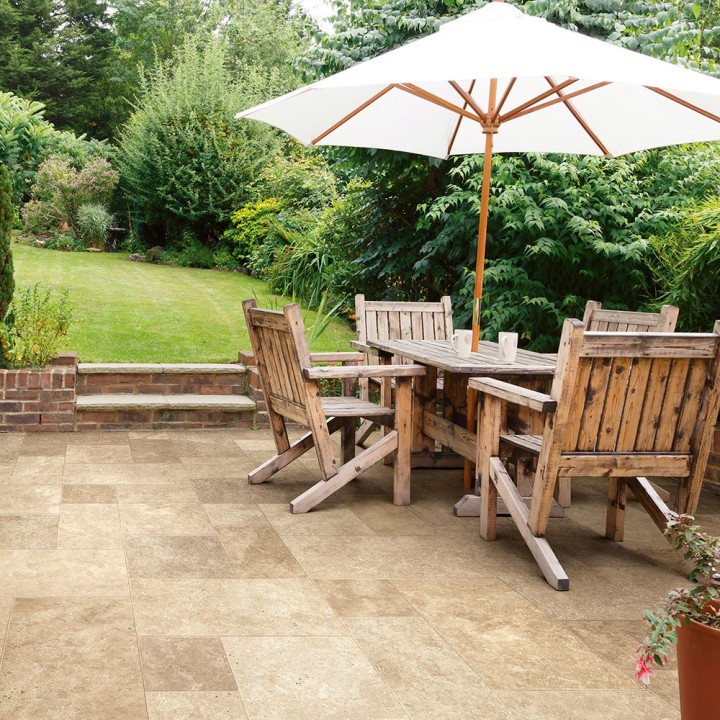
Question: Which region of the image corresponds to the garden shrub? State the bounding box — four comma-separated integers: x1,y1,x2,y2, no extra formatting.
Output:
76,203,114,249
161,233,216,269
117,35,278,245
256,154,338,211
221,198,285,266
23,155,118,239
1,284,73,368
650,196,720,331
0,91,113,205
0,164,14,332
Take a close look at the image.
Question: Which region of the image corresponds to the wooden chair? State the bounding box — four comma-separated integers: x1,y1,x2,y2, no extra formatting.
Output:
470,319,720,590
512,300,681,508
354,294,453,444
243,299,424,513
583,300,679,332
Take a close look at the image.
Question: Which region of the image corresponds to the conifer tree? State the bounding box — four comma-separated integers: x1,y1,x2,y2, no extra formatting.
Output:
0,163,15,320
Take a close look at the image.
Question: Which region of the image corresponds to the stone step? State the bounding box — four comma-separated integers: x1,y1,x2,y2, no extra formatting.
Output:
76,394,255,412
78,363,245,375
76,363,248,397
75,393,257,431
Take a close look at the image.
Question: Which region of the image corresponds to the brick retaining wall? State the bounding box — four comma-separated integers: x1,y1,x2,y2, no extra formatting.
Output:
0,353,77,432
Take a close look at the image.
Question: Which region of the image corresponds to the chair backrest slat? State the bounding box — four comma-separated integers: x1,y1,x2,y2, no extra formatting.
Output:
583,300,679,333
355,294,454,365
552,325,720,463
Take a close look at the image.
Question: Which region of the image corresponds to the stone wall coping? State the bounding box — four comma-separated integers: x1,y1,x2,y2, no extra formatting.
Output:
76,393,255,412
78,363,246,375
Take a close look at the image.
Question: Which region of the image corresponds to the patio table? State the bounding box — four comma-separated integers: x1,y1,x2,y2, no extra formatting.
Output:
352,338,557,515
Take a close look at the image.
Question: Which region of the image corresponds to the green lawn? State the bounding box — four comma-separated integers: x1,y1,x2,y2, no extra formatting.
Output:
10,243,355,362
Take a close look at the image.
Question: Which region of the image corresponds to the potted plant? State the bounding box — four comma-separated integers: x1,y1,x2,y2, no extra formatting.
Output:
636,514,720,719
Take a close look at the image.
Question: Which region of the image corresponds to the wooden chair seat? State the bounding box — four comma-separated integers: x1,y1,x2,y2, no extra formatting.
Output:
472,318,720,591
243,299,425,513
321,396,395,418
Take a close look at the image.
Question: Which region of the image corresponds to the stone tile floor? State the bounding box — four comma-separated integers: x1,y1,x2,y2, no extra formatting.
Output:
0,428,719,719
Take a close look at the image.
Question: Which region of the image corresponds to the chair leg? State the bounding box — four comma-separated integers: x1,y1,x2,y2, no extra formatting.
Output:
356,419,377,447
605,477,627,542
627,477,676,533
392,377,413,506
248,430,317,484
342,418,355,465
490,457,569,591
554,476,571,508
290,431,398,513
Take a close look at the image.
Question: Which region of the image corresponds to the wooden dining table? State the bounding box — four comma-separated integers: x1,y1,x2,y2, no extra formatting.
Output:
352,338,557,515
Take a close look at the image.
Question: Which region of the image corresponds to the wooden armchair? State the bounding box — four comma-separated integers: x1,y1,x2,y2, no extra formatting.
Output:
470,319,720,591
583,300,679,332
243,300,425,513
512,300,681,508
354,294,453,444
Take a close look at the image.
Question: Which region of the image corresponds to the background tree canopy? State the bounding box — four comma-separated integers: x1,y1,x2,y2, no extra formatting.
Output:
0,0,718,350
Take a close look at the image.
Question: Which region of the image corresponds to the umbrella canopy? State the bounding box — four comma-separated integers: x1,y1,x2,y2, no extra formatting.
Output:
237,1,720,343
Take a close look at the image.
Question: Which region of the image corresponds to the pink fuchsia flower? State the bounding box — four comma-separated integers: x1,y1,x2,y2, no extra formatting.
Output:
634,654,655,686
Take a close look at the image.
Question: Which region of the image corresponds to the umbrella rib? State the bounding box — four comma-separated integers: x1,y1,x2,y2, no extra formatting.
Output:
310,84,396,145
447,79,476,157
449,81,489,124
501,81,610,123
647,87,720,123
492,78,517,123
545,76,610,156
397,83,483,123
499,78,578,122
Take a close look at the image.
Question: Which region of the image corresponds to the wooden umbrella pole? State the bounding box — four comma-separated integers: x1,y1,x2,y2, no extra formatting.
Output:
471,120,496,350
465,80,498,490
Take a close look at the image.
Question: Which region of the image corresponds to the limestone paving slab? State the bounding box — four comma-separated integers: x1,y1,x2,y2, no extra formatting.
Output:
57,504,124,549
223,636,408,720
138,637,238,691
62,483,117,504
0,547,129,596
145,691,248,720
216,527,307,578
0,597,147,720
10,456,64,484
124,535,236,578
65,444,134,464
130,578,346,637
119,501,216,536
203,503,271,528
0,515,58,549
64,462,188,484
0,486,61,515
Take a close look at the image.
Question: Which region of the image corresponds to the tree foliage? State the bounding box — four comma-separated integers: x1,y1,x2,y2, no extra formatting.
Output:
117,36,280,245
0,0,124,138
293,0,720,346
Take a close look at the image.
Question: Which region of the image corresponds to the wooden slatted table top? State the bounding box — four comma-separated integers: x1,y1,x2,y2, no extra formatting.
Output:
354,339,557,376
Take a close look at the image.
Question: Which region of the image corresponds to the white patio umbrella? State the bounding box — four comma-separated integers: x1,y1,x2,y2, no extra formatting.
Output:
237,0,720,347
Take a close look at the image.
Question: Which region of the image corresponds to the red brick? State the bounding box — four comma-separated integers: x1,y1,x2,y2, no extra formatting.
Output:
50,352,78,367
5,412,41,425
41,412,73,424
0,401,21,412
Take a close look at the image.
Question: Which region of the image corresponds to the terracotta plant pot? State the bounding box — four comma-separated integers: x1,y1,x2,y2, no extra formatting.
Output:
676,600,720,720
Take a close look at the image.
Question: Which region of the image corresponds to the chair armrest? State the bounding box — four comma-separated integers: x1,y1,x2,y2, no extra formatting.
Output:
468,377,556,413
350,341,373,354
240,351,365,366
310,352,365,363
304,364,426,380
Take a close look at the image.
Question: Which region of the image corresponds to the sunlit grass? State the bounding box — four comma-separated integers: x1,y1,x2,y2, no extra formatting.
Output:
10,243,355,362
